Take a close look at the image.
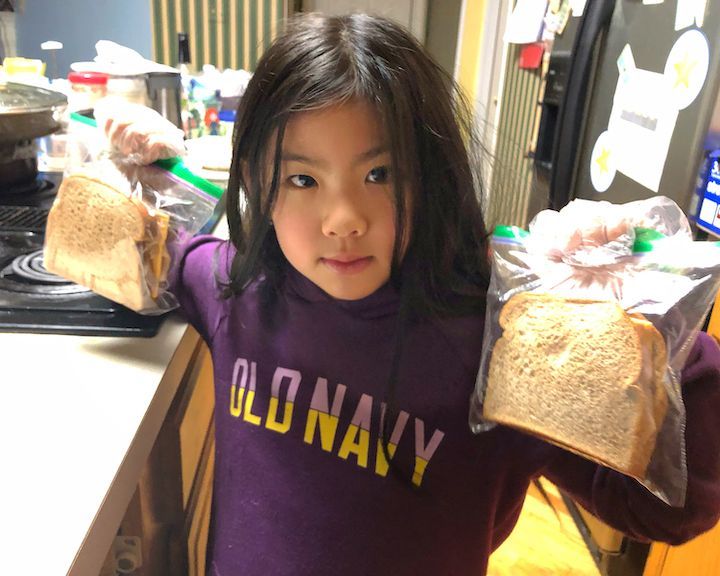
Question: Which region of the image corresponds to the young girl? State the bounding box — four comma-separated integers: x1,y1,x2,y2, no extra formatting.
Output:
108,12,720,576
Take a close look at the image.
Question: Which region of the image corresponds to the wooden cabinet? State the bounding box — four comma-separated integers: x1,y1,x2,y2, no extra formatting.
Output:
186,428,215,576
643,522,720,576
642,296,720,576
101,339,216,576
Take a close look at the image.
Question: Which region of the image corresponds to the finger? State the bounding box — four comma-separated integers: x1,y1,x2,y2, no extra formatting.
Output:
605,217,631,241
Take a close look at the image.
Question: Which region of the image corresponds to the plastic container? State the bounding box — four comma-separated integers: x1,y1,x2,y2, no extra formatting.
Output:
218,109,235,138
68,71,109,111
3,57,46,77
106,76,149,107
38,131,69,172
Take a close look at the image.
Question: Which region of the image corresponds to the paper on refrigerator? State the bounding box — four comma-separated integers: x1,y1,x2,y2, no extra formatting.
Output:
675,0,707,30
504,0,548,44
606,68,677,193
590,31,709,195
570,0,587,17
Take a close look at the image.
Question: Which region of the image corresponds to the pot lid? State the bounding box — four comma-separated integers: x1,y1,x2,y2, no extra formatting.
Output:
0,82,68,115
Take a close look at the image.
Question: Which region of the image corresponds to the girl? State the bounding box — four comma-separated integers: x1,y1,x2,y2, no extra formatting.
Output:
109,12,720,576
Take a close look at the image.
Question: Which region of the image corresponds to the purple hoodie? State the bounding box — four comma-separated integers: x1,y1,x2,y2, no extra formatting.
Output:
172,235,720,576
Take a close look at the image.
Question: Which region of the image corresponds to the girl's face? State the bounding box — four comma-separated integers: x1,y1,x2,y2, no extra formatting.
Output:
271,99,403,300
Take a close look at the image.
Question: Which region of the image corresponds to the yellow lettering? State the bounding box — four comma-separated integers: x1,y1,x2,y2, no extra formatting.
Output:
338,424,370,468
374,440,398,477
304,409,341,452
229,384,245,418
266,398,294,433
412,457,429,487
243,389,262,426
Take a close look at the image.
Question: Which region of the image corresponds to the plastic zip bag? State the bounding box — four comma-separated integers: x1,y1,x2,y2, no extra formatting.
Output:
470,197,720,506
43,112,224,314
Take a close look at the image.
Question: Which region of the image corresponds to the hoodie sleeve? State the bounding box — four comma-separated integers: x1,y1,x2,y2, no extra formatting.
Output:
167,233,233,344
542,332,720,545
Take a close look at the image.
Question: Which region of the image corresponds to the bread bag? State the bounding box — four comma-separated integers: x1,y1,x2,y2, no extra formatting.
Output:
471,197,720,506
43,112,224,314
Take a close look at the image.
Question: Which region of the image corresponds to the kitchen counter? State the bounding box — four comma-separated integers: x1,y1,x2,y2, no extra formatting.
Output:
0,315,201,576
1,213,229,576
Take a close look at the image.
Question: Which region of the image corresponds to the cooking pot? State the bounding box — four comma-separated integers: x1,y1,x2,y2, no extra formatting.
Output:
0,82,68,188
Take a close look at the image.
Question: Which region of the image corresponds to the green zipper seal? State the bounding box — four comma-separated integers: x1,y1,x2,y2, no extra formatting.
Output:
632,227,666,253
69,112,224,201
69,111,98,128
153,157,224,200
493,225,530,240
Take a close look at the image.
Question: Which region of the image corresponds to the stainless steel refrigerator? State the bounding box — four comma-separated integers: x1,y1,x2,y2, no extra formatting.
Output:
533,0,720,238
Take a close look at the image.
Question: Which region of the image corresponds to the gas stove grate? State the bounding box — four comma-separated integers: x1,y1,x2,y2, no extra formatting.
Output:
0,206,49,232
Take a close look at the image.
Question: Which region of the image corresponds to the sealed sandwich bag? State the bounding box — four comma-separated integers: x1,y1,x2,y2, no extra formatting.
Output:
470,196,720,506
43,108,224,315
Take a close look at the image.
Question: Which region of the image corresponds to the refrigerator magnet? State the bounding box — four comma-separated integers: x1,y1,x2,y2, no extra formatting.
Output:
519,43,545,70
664,29,709,111
617,44,636,86
590,131,616,193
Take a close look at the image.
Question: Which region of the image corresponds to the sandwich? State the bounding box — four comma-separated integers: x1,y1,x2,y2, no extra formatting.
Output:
483,292,668,479
44,172,171,312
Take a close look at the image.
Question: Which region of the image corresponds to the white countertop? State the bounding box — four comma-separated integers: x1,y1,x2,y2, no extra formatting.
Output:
0,316,201,576
0,160,228,575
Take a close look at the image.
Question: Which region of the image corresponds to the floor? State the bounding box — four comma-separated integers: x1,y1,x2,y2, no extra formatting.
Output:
487,478,601,576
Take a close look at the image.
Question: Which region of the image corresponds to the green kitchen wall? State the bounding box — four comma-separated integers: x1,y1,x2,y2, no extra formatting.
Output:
151,0,289,71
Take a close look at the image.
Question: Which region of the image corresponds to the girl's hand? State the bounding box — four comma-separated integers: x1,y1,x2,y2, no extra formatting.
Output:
529,202,633,266
562,213,630,254
94,98,186,165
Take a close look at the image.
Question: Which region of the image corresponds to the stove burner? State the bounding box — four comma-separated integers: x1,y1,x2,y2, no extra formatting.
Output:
0,250,90,295
0,206,49,232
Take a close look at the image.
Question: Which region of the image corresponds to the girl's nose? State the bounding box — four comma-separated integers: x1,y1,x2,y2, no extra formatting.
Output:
321,193,368,238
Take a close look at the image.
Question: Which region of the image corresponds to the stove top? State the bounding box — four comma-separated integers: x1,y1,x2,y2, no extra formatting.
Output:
0,173,165,336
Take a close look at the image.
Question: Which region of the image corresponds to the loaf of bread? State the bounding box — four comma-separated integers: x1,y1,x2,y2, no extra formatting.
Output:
44,173,170,312
483,292,668,478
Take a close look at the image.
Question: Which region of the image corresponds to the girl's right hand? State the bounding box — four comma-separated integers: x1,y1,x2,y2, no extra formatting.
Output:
94,98,186,165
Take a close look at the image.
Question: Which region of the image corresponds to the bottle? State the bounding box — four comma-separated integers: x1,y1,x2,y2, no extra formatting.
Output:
68,71,109,111
178,33,191,78
177,32,193,136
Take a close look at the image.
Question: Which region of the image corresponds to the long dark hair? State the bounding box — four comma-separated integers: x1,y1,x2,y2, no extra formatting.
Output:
223,12,491,315
222,12,493,487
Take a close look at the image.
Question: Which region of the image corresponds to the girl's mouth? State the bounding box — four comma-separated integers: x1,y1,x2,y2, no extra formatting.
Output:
321,256,373,274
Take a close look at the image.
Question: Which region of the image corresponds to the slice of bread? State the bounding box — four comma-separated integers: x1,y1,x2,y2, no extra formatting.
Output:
483,292,668,478
629,314,669,462
44,173,170,312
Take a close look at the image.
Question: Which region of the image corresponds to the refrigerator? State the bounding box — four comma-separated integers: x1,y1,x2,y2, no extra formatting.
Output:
533,0,720,239
532,2,720,574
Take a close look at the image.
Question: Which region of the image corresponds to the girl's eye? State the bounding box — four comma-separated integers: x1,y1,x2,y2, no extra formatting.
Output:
288,174,317,188
366,166,391,184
